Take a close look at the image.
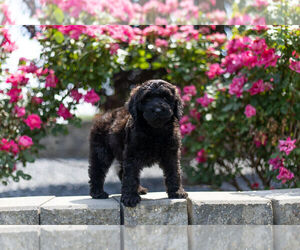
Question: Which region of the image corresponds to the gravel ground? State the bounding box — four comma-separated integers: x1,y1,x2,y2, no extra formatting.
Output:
0,159,212,198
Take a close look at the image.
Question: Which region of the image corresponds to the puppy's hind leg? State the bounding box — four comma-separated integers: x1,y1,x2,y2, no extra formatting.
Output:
88,134,114,199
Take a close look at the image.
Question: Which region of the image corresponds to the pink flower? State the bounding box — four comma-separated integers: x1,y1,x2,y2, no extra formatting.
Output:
84,89,100,104
292,50,298,57
9,140,19,155
45,72,58,88
206,32,226,44
196,149,207,163
189,108,201,120
18,135,33,149
64,26,83,39
180,115,189,124
206,63,224,79
241,51,257,68
14,106,26,117
6,73,29,87
278,137,297,156
2,40,17,52
35,68,49,77
0,139,19,155
249,38,267,52
24,114,42,130
7,88,22,103
221,54,243,73
70,89,83,102
0,139,11,152
253,25,268,31
57,104,72,120
155,17,167,25
109,43,120,55
244,104,256,118
289,58,300,73
180,123,196,136
229,76,247,98
183,85,197,96
250,80,264,94
182,94,191,103
18,62,38,73
32,96,43,104
259,48,279,68
269,156,284,170
155,38,168,47
196,93,214,107
252,0,268,8
226,37,252,54
276,167,294,184
248,79,272,95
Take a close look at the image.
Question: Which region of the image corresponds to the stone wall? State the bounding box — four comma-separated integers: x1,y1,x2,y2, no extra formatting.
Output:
3,225,300,250
1,189,300,226
39,122,92,159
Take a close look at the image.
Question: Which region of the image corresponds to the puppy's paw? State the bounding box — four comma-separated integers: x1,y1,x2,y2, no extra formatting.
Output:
121,194,141,207
168,190,188,199
90,191,109,199
138,185,148,195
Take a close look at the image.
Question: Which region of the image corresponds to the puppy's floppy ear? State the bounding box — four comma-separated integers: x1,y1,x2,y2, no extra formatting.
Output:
126,85,141,120
173,87,183,120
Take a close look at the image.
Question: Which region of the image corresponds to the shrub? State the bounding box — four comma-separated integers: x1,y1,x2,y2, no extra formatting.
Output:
179,26,300,190
0,27,101,184
19,0,300,25
0,25,299,190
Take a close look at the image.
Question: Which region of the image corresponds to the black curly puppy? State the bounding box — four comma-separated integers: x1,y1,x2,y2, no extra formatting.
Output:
88,79,188,207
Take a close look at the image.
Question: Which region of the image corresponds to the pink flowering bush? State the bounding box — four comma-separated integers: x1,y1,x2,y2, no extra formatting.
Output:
1,25,299,190
27,0,299,25
0,28,102,184
0,24,222,185
180,26,300,190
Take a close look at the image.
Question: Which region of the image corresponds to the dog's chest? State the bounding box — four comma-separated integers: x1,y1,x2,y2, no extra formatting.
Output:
135,134,176,158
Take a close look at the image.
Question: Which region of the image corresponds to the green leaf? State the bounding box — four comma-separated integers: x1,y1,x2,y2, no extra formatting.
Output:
222,103,233,112
280,105,288,114
152,62,162,69
138,49,145,57
22,174,32,181
270,152,280,158
53,31,64,44
139,62,150,70
53,7,64,23
22,151,35,163
145,53,152,59
15,170,31,181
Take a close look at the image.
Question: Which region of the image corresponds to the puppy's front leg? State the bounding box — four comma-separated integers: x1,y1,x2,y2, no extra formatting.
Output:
161,150,188,199
121,159,142,207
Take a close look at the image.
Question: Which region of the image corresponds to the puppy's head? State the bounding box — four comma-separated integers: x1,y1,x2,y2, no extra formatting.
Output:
126,79,183,128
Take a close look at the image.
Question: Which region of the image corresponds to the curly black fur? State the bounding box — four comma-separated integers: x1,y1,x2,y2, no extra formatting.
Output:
88,79,188,207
